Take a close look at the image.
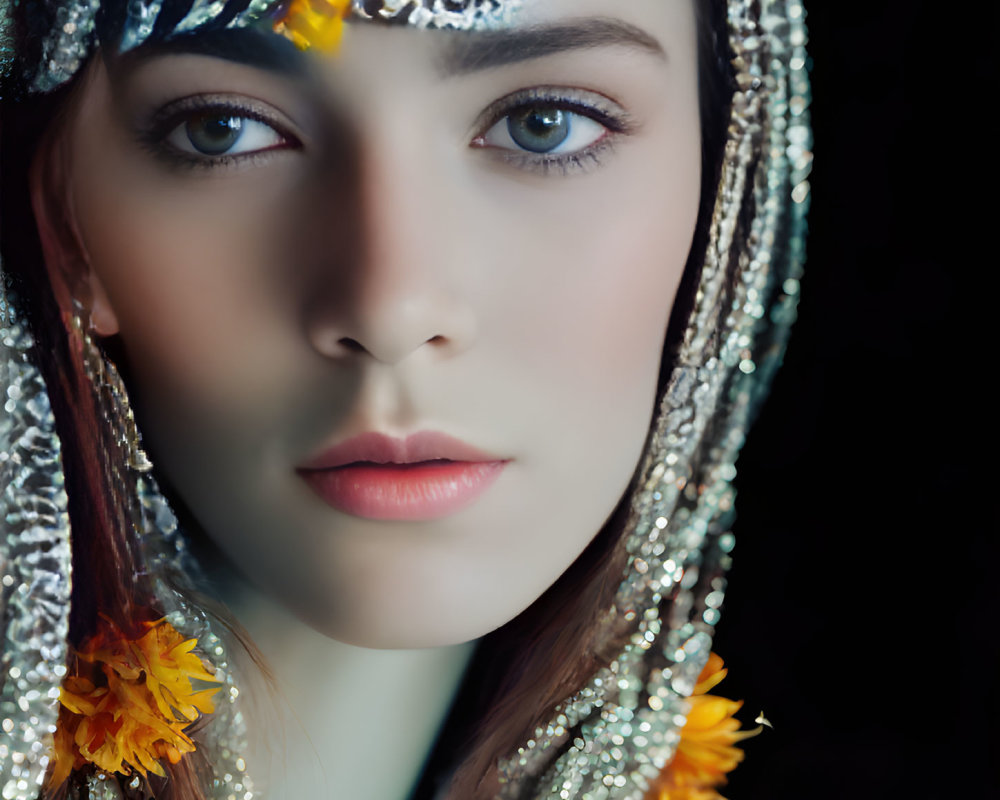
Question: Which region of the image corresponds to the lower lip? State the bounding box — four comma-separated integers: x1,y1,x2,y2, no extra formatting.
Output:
298,460,507,521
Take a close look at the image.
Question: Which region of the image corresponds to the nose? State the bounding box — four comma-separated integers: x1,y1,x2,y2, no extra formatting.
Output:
312,291,477,366
303,126,477,366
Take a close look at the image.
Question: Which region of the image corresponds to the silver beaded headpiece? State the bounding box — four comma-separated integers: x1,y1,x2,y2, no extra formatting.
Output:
0,0,523,97
2,1,811,798
351,0,521,29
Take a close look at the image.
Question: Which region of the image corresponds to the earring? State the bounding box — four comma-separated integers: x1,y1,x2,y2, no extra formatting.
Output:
69,305,152,474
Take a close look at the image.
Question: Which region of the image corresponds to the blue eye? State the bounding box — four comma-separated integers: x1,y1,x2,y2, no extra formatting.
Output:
165,111,287,158
471,87,634,175
482,104,607,155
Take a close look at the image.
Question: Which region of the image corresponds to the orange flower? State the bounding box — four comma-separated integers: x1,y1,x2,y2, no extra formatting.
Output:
275,0,352,51
649,653,761,800
48,617,221,790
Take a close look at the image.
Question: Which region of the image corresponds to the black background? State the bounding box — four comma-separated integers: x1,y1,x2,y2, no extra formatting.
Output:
714,2,993,798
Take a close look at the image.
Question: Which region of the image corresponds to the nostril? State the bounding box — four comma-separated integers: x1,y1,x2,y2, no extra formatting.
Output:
316,329,464,363
338,337,368,354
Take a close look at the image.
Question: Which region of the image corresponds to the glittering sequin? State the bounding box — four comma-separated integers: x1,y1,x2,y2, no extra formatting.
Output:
1,297,72,800
29,0,102,94
118,0,164,52
351,0,521,30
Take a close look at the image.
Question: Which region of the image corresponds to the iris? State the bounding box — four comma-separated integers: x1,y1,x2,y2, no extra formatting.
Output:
507,106,570,153
185,113,244,155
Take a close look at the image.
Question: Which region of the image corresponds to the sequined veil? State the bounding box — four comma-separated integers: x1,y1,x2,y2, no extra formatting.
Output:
1,2,812,799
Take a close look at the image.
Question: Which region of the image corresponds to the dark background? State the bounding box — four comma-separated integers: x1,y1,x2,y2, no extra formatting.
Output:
715,2,993,798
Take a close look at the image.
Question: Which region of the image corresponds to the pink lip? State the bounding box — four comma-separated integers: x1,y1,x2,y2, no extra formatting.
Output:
297,432,508,521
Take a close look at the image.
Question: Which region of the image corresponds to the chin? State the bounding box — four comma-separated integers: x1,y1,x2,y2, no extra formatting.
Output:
283,580,528,651
305,609,490,650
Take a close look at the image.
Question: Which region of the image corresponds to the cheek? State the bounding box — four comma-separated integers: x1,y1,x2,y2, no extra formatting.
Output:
551,199,694,383
454,122,702,625
68,147,322,520
486,144,701,414
71,138,306,413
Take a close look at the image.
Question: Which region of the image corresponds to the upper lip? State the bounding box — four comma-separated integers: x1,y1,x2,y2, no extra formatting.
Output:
297,431,505,470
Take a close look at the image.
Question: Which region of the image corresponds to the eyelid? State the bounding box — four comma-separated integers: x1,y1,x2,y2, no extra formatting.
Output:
471,86,635,141
142,93,303,167
469,86,636,175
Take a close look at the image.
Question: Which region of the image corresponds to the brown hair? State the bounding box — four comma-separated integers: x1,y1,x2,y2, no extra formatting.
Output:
0,2,734,797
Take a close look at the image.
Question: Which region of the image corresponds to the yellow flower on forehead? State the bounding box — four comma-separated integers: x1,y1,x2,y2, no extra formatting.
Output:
275,0,353,52
47,617,221,790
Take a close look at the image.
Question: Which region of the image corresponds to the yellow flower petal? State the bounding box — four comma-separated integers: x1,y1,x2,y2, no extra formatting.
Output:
693,654,727,694
648,654,760,800
47,617,221,789
685,695,744,729
275,0,351,52
48,711,83,789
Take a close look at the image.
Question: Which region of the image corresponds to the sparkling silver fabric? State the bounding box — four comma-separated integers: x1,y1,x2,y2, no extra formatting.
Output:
29,0,103,94
495,1,812,797
117,0,164,53
0,296,72,800
79,774,124,800
351,0,521,30
119,0,288,52
25,0,287,92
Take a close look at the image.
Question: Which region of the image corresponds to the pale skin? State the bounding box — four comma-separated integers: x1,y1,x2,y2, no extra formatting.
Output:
36,0,702,795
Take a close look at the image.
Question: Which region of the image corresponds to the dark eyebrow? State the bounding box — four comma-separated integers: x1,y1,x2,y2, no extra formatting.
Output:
437,16,667,76
112,28,306,78
110,17,664,80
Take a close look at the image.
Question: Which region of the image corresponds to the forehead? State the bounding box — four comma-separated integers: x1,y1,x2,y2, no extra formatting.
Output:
115,0,692,78
112,0,690,53
23,0,693,94
108,0,521,56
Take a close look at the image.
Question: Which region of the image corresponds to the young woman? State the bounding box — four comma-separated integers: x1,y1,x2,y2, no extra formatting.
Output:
1,1,811,798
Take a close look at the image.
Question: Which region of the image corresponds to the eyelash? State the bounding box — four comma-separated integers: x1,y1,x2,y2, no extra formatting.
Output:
138,87,634,177
471,87,636,176
137,95,299,172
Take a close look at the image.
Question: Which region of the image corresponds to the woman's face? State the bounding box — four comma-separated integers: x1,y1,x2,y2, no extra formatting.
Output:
57,0,701,647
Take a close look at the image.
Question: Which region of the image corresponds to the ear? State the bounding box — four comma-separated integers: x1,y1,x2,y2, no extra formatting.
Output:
86,271,120,337
28,123,122,337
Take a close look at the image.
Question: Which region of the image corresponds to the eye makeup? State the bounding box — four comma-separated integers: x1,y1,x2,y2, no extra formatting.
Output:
133,93,302,172
470,85,638,177
130,78,638,180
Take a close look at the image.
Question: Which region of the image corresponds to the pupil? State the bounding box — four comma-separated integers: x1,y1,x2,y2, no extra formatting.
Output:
508,106,570,153
186,114,243,155
525,109,562,136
